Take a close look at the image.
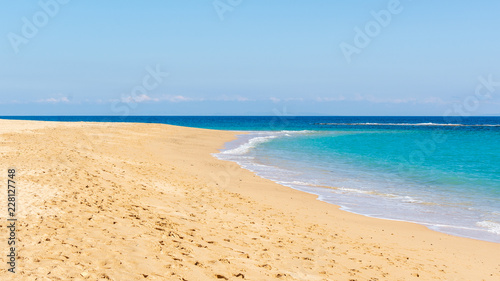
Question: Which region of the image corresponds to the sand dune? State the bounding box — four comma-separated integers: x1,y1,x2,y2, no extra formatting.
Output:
0,119,498,280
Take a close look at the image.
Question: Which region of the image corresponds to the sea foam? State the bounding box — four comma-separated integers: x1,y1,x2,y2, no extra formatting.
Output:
477,221,500,235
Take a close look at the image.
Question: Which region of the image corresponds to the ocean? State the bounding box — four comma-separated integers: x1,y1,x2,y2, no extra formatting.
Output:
3,116,499,242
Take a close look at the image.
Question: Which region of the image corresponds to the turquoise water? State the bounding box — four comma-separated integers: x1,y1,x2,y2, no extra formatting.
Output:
3,116,500,242
212,118,500,243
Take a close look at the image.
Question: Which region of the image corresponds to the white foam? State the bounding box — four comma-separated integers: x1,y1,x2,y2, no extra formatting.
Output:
219,130,314,156
401,196,423,203
337,187,374,195
477,221,500,235
220,135,277,155
277,180,321,187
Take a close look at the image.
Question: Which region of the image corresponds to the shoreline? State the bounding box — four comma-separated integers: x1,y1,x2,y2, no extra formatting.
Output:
217,130,500,244
1,119,499,280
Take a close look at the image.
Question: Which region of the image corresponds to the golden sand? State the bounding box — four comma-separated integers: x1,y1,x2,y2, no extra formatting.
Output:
0,119,499,280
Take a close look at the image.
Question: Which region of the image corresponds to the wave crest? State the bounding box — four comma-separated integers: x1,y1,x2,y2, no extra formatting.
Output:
219,130,314,156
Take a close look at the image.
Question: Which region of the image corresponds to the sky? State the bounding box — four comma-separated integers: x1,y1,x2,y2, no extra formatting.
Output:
1,0,499,116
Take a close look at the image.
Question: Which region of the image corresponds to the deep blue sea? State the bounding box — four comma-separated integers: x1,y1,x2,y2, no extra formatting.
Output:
3,116,499,242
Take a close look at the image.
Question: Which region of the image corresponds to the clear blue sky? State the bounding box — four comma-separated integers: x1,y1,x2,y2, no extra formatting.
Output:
1,0,499,116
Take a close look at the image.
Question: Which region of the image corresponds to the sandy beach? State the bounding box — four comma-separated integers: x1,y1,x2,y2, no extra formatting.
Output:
0,119,499,280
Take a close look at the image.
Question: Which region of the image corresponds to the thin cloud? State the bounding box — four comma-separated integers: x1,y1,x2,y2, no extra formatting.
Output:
313,95,445,105
163,95,198,102
121,94,159,103
102,95,458,105
37,96,71,103
208,95,253,102
118,95,255,103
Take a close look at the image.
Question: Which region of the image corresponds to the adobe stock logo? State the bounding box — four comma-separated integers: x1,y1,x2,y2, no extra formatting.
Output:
213,0,243,21
340,0,404,63
7,0,71,54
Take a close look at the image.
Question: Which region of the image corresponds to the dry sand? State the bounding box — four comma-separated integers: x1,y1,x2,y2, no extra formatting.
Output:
0,119,499,280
